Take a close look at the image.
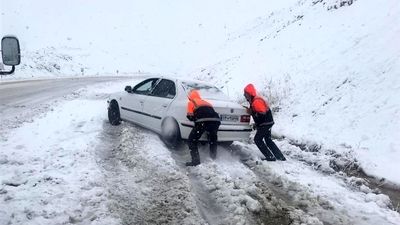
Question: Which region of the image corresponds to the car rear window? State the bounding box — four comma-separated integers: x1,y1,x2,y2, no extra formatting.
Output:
181,81,227,100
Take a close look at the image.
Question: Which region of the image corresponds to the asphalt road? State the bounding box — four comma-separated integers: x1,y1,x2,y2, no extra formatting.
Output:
0,76,132,137
0,77,127,113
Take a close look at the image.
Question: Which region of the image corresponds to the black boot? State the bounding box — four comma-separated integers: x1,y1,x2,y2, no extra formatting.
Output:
277,155,286,161
265,138,286,161
209,144,217,160
186,149,200,166
210,149,217,160
262,156,276,161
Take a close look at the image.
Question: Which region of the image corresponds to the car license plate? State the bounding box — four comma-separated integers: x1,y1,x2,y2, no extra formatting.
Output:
220,114,239,122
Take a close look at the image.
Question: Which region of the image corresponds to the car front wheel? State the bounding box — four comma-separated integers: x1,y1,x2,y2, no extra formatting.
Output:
108,100,121,125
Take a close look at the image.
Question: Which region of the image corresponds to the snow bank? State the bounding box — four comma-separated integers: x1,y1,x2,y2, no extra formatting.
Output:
231,141,400,224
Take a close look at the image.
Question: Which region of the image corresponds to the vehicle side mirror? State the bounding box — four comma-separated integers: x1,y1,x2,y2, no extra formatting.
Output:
2,36,20,66
125,86,132,93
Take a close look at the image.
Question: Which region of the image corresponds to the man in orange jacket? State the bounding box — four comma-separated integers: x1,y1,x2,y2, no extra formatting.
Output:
186,90,221,166
244,84,286,161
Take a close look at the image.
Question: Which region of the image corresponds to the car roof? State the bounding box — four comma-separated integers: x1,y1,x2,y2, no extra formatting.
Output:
161,76,213,86
139,75,214,87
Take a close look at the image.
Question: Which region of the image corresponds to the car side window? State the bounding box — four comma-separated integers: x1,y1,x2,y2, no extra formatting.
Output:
132,78,159,95
151,79,176,99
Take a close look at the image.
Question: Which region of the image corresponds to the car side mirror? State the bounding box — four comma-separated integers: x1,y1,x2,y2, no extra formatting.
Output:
2,36,20,66
125,86,132,93
1,36,20,75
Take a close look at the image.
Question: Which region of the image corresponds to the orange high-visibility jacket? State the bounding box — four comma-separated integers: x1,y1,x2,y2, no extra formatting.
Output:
187,90,220,122
187,90,212,115
244,84,274,126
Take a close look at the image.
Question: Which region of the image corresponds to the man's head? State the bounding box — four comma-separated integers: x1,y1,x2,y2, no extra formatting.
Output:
244,83,257,102
188,89,201,101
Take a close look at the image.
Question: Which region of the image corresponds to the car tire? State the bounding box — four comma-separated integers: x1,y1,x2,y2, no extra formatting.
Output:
108,100,121,126
161,117,181,148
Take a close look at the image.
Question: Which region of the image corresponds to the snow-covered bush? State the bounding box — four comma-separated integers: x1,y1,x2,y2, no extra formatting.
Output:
257,74,293,112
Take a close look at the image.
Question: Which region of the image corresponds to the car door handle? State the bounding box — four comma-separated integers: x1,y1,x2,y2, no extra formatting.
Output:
162,104,168,108
139,101,144,104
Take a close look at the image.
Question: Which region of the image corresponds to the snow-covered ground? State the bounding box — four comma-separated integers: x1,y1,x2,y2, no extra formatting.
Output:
0,80,399,224
0,80,131,224
1,0,400,224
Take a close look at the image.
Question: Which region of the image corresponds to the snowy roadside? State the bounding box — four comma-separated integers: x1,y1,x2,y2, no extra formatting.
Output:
0,80,135,225
0,77,134,140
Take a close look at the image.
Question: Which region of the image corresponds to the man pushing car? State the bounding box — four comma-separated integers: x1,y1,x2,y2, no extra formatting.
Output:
243,84,286,161
185,90,221,166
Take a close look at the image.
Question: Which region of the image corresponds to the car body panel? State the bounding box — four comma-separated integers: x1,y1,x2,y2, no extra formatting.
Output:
142,94,174,133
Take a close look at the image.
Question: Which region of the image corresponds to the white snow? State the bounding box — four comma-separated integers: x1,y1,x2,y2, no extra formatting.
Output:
1,0,400,223
1,0,295,77
231,141,400,224
0,77,399,224
189,0,400,185
0,81,132,224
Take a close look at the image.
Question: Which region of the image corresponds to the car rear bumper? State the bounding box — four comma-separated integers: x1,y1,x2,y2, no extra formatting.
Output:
179,122,251,142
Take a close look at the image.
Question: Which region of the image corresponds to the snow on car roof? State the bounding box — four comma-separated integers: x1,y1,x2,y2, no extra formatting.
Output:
134,75,225,99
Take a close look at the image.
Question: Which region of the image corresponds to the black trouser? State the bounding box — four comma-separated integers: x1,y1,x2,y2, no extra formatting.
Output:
254,125,285,160
188,121,220,161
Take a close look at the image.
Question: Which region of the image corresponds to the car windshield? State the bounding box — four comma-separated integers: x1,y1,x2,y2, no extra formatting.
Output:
181,81,227,100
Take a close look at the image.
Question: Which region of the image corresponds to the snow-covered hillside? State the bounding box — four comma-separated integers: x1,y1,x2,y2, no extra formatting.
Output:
2,0,294,77
190,0,400,186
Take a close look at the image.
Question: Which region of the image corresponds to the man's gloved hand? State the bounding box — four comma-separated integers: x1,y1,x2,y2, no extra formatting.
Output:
244,106,252,114
251,123,257,130
187,115,195,121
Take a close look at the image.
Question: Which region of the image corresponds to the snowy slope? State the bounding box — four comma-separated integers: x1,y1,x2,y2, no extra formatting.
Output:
190,0,400,185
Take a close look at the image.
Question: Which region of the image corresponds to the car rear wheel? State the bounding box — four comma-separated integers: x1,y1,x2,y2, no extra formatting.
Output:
108,100,121,126
161,117,181,148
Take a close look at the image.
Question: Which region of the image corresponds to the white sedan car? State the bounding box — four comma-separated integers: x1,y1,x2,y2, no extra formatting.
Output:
107,76,251,147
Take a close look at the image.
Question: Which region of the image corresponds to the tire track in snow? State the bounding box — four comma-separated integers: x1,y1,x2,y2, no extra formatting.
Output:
169,148,226,225
99,121,297,225
98,119,377,225
171,144,312,225
96,122,205,225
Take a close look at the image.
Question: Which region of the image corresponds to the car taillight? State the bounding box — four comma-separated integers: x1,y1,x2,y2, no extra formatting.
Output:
240,115,250,123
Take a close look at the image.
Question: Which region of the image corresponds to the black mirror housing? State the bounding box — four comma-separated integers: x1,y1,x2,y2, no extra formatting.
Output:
125,86,132,93
2,36,21,66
